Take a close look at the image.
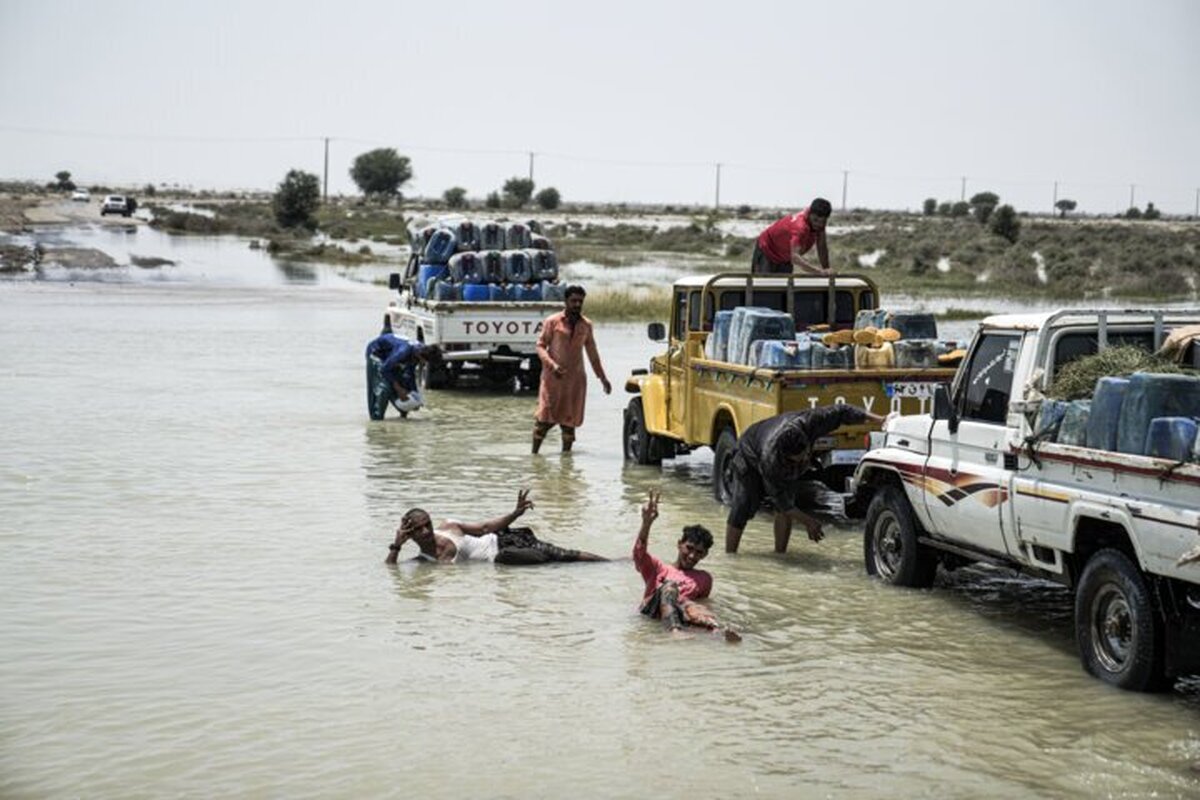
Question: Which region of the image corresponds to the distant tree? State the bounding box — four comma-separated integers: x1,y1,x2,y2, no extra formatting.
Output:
1124,206,1143,220
922,198,937,216
937,201,953,217
485,191,501,210
950,201,970,218
443,186,468,209
535,187,561,211
54,170,75,192
969,191,1000,224
143,183,157,197
501,177,535,209
272,169,321,230
736,204,753,217
349,148,412,201
1143,202,1161,221
1055,199,1077,218
989,204,1020,243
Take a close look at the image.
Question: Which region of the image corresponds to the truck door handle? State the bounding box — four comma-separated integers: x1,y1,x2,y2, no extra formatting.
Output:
984,452,998,463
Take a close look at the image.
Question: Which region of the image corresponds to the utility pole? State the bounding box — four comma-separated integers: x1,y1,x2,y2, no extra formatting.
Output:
1129,183,1136,210
1195,187,1199,217
528,152,535,183
841,170,848,212
1052,181,1058,216
323,137,330,201
960,176,966,202
714,163,721,210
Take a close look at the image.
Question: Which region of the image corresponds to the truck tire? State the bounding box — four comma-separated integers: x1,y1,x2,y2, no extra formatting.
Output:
623,397,662,465
1075,549,1169,692
712,427,737,504
863,485,937,587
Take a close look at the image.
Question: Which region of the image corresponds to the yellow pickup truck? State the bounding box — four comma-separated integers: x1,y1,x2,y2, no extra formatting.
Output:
622,273,958,498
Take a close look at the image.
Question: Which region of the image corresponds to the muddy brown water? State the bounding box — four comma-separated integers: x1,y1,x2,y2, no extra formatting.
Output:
1,228,1198,797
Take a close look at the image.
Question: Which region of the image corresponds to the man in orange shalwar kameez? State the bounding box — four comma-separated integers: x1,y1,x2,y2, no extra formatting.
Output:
532,285,611,453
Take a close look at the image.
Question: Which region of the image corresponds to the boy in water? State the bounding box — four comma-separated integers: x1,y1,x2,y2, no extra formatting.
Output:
633,490,740,642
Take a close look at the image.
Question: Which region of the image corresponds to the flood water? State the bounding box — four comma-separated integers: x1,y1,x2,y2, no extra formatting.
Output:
2,227,1199,798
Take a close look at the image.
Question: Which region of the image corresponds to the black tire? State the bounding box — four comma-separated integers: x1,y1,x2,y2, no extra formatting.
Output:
863,485,937,587
623,397,661,465
1075,549,1168,692
712,427,737,504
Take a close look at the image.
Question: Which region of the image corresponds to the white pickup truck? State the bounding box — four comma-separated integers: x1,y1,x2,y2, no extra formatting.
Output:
385,268,559,390
849,308,1200,691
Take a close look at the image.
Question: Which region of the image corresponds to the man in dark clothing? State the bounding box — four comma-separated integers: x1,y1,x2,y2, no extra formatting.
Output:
364,332,442,420
724,404,885,553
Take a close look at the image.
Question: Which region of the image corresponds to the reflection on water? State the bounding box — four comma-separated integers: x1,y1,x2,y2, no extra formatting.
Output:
1,243,1198,797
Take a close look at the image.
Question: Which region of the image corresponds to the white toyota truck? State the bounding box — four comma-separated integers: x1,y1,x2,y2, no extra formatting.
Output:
850,308,1200,691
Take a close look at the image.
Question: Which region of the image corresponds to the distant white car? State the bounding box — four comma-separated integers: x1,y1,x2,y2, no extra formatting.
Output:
71,188,91,202
101,195,134,217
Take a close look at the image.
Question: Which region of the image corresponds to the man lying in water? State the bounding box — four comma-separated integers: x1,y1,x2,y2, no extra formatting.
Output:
385,489,608,565
633,489,740,642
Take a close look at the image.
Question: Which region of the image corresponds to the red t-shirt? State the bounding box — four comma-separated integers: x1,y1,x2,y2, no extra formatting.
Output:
632,539,712,602
757,209,818,265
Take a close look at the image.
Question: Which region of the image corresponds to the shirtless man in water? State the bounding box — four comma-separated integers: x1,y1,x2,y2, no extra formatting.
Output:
385,489,607,565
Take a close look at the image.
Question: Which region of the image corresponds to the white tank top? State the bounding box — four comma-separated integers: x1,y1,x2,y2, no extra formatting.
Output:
436,523,499,562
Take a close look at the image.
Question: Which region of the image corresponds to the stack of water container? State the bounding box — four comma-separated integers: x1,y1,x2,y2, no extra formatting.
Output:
411,220,562,302
850,308,959,370
1035,370,1200,461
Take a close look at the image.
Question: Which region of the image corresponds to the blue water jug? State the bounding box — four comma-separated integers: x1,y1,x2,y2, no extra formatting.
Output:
1036,400,1068,439
507,223,532,250
489,284,513,301
462,283,491,302
1145,417,1199,461
432,280,460,301
1116,373,1200,455
1059,401,1090,446
708,310,734,362
480,222,506,251
515,283,542,301
448,252,484,284
855,309,887,330
530,234,552,250
894,340,939,369
530,249,558,282
887,312,938,340
413,225,437,253
1087,377,1129,451
423,228,457,264
455,220,480,251
416,264,448,298
503,250,534,283
541,281,566,302
757,340,802,368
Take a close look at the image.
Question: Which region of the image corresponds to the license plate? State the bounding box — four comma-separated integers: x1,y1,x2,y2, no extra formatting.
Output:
887,382,939,399
830,449,866,465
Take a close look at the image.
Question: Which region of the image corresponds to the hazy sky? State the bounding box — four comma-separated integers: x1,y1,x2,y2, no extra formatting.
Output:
2,0,1197,214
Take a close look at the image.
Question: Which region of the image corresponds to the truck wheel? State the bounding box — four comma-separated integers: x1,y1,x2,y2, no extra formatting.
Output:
623,397,662,465
863,485,937,587
1075,549,1168,692
712,427,737,504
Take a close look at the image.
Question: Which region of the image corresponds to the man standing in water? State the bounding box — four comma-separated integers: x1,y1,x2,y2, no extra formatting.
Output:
634,490,739,641
751,197,834,275
532,285,611,453
724,405,885,554
385,489,608,565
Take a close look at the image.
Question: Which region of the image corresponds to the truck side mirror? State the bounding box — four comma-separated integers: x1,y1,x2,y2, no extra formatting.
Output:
389,273,401,291
932,384,959,435
647,322,666,342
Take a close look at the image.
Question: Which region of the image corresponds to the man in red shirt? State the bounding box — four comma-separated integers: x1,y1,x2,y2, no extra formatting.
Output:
633,489,740,641
751,197,834,275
